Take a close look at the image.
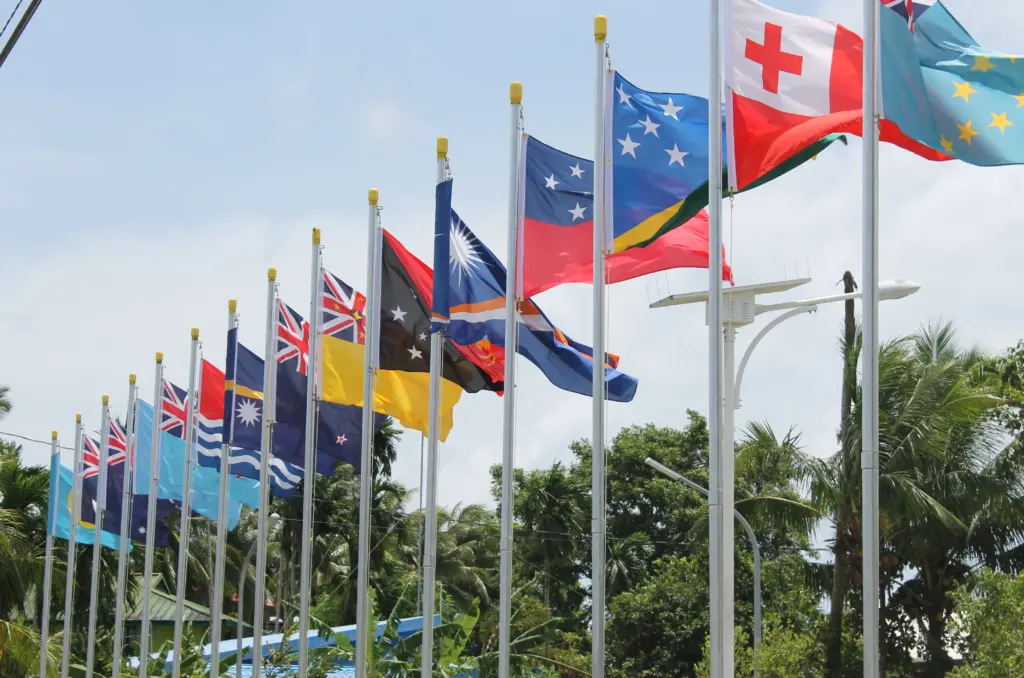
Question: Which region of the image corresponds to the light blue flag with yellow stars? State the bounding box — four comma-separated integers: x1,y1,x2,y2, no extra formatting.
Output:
881,1,1024,165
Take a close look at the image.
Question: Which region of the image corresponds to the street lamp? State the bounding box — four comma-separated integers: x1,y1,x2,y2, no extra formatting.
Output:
644,457,763,674
236,512,281,678
650,276,921,672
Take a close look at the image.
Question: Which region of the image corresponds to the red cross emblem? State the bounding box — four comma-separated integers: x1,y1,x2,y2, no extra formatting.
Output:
745,23,803,95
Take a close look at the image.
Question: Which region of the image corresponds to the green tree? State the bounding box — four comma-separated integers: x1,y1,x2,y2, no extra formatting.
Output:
948,568,1024,677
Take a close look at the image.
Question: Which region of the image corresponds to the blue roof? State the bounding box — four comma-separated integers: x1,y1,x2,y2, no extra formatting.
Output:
155,615,438,666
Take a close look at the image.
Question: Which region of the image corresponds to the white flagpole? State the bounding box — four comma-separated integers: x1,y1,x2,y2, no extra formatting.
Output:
111,373,138,677
84,394,112,678
252,269,279,678
861,0,881,675
298,227,323,676
497,81,523,678
171,330,201,678
39,429,59,678
355,190,381,678
60,414,83,678
138,354,165,678
591,16,609,678
707,0,726,670
421,138,449,678
209,301,238,677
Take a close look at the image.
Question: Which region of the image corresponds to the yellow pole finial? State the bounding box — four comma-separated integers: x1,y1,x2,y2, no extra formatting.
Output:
510,81,523,104
369,188,379,205
102,394,109,406
437,137,448,158
268,267,277,281
129,373,137,385
595,15,607,43
229,299,237,313
76,413,82,424
156,352,164,364
191,327,200,340
313,227,321,245
52,430,58,440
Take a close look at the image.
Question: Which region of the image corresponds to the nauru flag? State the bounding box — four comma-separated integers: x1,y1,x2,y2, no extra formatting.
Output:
725,0,948,191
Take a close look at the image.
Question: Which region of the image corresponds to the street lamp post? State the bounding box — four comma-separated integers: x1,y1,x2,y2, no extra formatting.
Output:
236,513,280,678
651,277,920,672
644,457,763,674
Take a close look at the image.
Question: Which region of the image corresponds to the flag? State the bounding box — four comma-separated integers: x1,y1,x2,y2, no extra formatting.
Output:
321,233,503,442
724,0,949,190
436,204,639,402
222,328,303,495
276,298,384,473
197,358,301,495
879,1,1024,166
519,133,730,298
133,400,245,527
882,0,923,31
79,423,174,546
322,269,367,345
161,379,261,509
48,460,124,551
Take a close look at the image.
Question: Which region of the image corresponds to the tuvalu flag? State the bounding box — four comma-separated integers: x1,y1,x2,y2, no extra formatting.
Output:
321,232,502,442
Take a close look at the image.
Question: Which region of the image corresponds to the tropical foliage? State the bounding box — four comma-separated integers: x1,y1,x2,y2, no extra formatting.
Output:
1,320,1023,676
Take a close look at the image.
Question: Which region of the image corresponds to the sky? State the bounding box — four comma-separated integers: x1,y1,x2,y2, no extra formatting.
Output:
2,0,1022,522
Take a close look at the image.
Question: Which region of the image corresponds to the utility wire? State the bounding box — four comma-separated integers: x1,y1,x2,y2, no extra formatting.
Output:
0,0,42,71
0,0,25,40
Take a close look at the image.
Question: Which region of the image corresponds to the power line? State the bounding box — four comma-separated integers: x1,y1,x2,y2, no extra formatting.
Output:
0,0,42,71
0,430,74,451
0,0,25,40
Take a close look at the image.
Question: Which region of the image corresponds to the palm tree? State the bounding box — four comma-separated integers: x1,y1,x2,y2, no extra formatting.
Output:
515,462,585,622
433,503,498,608
607,532,654,597
0,386,11,421
0,444,48,620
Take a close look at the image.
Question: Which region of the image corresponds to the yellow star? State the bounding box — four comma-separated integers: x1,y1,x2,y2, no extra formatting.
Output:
958,120,980,145
971,55,996,72
1009,55,1018,65
939,135,955,155
952,80,978,102
1014,93,1024,108
989,111,1013,133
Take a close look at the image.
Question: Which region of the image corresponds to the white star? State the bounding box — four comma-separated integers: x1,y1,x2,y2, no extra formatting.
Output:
137,526,146,535
568,203,587,221
236,399,260,426
617,133,640,158
391,306,407,323
449,218,484,287
660,97,683,120
544,174,559,190
335,434,347,445
616,83,633,107
408,346,423,360
569,163,585,179
418,332,427,342
639,115,660,137
665,143,689,167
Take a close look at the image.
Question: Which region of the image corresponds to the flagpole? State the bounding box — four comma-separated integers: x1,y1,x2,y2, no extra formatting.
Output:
590,16,609,678
39,429,59,678
421,138,448,678
298,227,323,676
497,81,523,678
84,394,112,678
210,302,238,678
253,269,279,678
60,414,83,678
355,190,381,678
111,374,138,677
707,0,727,669
138,354,164,678
861,0,881,675
171,330,201,678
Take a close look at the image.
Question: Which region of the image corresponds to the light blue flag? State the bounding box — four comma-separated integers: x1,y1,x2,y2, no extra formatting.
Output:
881,1,1024,166
47,459,124,551
134,400,253,527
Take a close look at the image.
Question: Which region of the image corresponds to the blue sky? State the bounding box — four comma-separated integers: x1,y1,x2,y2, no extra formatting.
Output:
3,0,1023,521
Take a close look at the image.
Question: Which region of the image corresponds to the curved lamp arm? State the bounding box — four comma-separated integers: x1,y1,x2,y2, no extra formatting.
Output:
734,305,818,409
